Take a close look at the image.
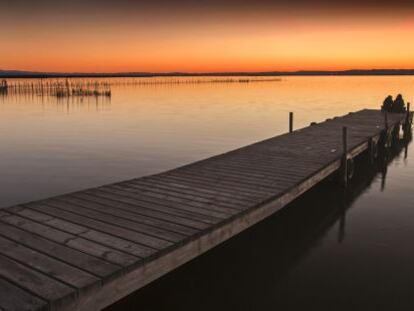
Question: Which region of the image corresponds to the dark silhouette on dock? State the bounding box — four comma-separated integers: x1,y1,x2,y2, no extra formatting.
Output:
381,94,409,113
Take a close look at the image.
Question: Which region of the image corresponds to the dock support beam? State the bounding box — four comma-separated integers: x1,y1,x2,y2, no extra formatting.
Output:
384,111,388,130
403,103,412,141
406,103,411,128
289,112,293,133
341,126,348,187
368,137,377,164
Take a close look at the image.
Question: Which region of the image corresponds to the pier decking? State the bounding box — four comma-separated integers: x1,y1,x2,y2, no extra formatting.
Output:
0,109,410,311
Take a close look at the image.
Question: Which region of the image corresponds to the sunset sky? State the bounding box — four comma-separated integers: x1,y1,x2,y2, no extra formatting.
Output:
1,0,414,73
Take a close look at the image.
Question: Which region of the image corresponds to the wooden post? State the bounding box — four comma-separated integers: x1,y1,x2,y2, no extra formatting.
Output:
342,126,348,187
289,112,293,133
368,137,375,164
384,111,388,130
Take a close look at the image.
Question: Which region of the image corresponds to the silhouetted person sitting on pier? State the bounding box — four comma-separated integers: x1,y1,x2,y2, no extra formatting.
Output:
393,94,406,113
381,94,407,113
381,95,393,112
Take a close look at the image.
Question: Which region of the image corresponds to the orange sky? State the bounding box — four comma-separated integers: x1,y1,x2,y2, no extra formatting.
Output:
1,2,414,72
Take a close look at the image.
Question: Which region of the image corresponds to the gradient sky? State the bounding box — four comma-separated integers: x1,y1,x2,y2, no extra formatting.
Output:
1,0,414,72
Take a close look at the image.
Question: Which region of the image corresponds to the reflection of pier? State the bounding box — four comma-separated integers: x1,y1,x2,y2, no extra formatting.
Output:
336,133,411,244
0,109,411,311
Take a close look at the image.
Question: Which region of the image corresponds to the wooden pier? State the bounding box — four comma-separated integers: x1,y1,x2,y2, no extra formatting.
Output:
0,109,411,311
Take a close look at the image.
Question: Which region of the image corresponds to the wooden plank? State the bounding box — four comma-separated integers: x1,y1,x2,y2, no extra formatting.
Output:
10,208,156,259
165,170,285,195
171,165,296,189
0,278,47,311
114,181,256,207
94,185,240,213
1,210,139,267
25,204,173,250
190,157,318,176
118,179,256,207
61,194,220,225
47,198,203,234
40,201,187,243
70,192,224,224
102,185,241,215
0,235,99,290
130,175,261,203
144,174,277,201
0,254,75,309
177,165,298,188
106,176,263,208
86,189,233,219
15,209,88,235
0,217,120,278
178,165,310,186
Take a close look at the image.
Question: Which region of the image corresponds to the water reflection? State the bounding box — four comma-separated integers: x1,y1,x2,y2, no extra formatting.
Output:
1,76,414,208
54,96,111,114
106,131,411,311
336,132,411,245
1,76,413,309
0,91,111,113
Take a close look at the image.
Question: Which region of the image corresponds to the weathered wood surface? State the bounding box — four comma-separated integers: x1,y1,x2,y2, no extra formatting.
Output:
0,110,408,310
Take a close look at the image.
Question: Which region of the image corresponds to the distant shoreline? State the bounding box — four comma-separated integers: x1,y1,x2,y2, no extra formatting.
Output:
1,69,414,78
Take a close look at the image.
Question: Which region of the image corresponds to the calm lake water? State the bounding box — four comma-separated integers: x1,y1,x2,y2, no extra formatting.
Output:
1,76,413,310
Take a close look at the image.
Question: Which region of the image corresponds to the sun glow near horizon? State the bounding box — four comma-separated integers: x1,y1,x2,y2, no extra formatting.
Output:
1,1,414,73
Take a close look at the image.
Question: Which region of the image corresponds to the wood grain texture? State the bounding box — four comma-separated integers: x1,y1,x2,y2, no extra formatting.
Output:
0,254,74,307
0,110,407,310
0,278,47,311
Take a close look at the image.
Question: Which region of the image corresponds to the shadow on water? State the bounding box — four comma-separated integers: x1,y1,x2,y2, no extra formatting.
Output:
106,131,412,311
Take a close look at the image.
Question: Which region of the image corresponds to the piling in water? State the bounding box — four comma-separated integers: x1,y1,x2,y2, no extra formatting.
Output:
1,79,111,98
0,80,8,94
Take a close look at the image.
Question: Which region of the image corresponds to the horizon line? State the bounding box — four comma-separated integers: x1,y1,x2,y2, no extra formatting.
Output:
2,68,414,78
